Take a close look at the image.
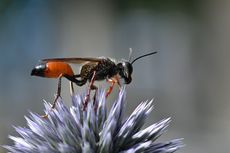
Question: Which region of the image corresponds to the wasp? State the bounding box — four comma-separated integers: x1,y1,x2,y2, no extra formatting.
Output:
31,50,157,116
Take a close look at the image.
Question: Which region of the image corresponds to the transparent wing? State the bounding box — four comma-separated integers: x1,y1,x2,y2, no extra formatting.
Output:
41,57,103,64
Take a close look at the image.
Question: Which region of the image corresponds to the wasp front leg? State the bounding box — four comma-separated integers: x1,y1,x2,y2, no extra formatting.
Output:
106,75,121,98
106,79,115,98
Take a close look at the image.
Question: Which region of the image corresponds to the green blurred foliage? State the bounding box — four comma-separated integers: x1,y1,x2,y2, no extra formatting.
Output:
0,0,11,14
116,0,200,14
0,0,30,16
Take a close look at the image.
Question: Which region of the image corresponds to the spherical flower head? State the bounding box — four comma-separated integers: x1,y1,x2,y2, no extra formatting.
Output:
4,87,184,153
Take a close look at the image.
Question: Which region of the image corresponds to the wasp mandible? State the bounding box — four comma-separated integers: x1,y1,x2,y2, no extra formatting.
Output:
31,50,157,115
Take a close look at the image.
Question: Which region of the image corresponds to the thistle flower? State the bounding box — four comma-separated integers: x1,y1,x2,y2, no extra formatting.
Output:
4,87,183,153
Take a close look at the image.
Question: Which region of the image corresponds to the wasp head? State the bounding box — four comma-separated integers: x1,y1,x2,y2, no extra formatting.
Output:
117,62,133,84
31,63,46,77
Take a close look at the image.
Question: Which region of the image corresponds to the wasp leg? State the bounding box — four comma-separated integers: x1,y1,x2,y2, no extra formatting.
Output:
69,74,82,95
74,74,81,78
62,74,87,97
84,84,98,111
83,71,97,110
115,75,121,89
53,75,62,108
69,81,74,96
106,75,121,98
41,74,63,118
60,73,96,110
106,79,115,98
64,74,87,86
91,84,98,110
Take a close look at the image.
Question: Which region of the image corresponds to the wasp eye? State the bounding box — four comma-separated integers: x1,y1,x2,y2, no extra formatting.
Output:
118,62,133,84
123,62,133,75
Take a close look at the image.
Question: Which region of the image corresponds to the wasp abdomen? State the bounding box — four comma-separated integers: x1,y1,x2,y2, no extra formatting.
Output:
45,62,74,78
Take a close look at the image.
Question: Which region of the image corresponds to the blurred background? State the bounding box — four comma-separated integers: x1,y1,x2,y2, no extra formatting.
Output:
0,0,230,152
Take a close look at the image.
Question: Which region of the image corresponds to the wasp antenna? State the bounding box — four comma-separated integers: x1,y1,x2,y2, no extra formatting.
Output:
131,51,158,65
128,48,133,62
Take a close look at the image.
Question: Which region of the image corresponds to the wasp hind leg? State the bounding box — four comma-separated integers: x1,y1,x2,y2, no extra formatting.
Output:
41,74,63,118
62,74,93,110
64,74,87,96
55,73,97,111
41,74,87,118
68,74,82,96
64,74,87,86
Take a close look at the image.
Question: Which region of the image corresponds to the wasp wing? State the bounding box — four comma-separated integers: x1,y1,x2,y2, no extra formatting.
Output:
41,57,103,64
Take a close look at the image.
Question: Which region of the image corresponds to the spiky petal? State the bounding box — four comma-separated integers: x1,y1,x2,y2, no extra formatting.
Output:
4,87,183,153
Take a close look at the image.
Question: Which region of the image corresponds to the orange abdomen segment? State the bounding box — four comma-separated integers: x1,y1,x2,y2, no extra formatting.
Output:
45,62,74,78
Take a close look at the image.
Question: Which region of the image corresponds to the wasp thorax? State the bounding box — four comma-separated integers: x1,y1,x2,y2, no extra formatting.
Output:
117,62,133,84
